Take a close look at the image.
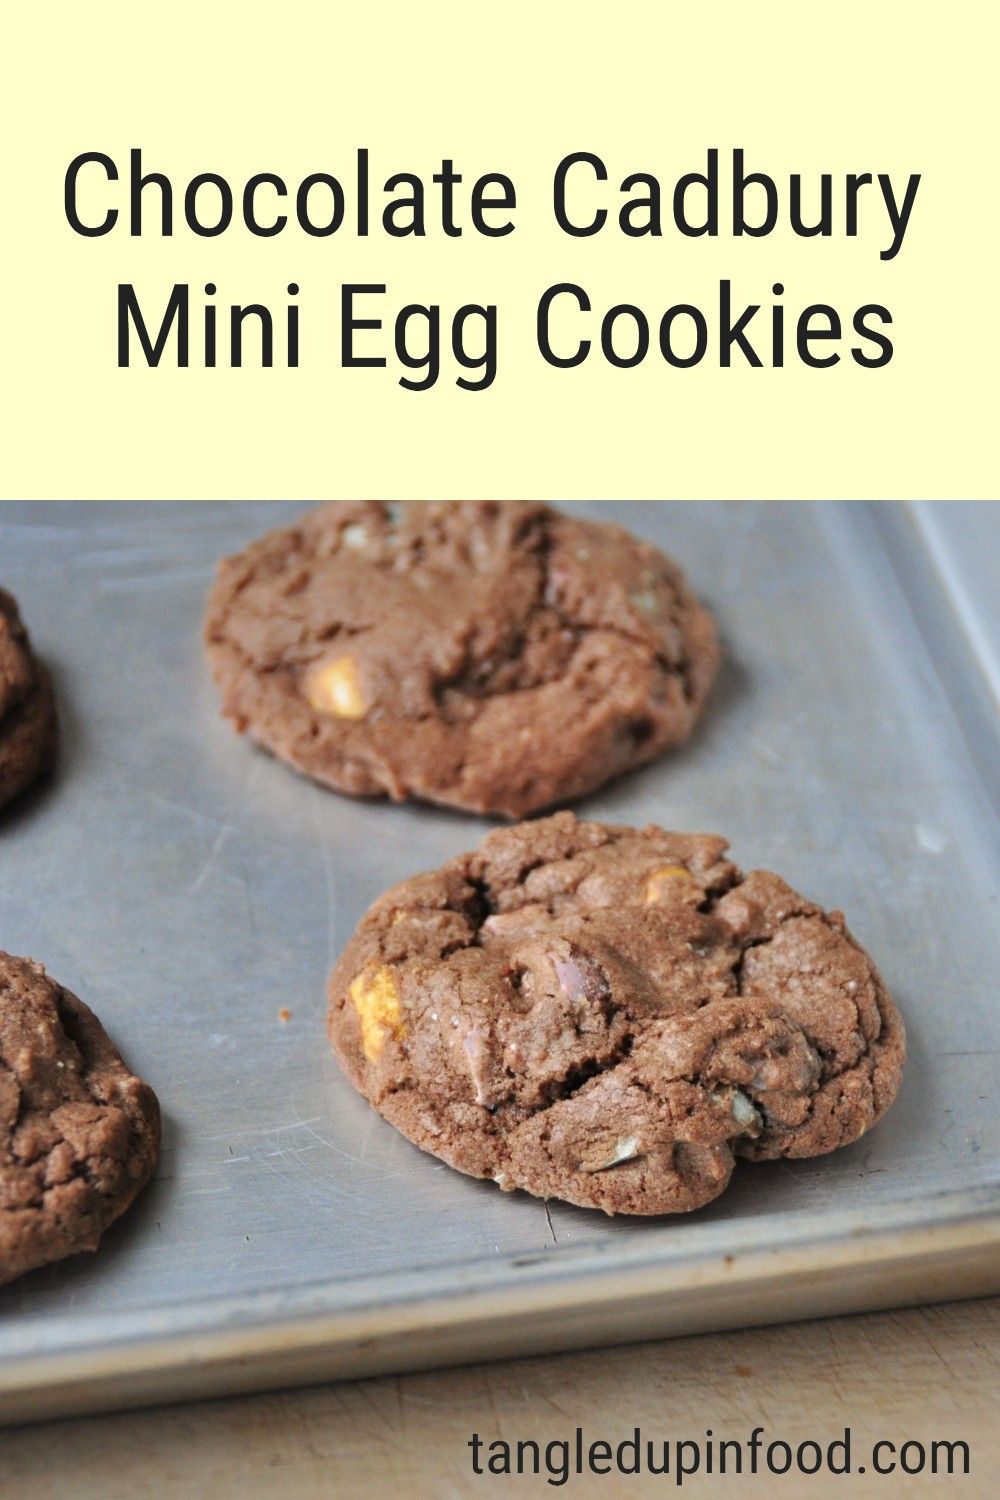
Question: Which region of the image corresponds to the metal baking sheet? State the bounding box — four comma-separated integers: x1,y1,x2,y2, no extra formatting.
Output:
1,500,997,1423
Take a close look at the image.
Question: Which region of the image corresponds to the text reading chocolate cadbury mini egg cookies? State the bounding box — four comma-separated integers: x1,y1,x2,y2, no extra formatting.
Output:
0,590,56,813
0,953,160,1284
328,814,905,1215
204,502,717,817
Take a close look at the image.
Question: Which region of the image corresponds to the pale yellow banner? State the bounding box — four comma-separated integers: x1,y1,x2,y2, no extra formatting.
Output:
2,1,996,499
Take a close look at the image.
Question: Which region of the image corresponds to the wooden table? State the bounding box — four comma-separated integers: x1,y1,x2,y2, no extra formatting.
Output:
4,1298,997,1497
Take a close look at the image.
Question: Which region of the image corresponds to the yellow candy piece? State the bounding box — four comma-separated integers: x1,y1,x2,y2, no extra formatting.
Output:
304,655,367,720
644,865,695,904
349,964,405,1062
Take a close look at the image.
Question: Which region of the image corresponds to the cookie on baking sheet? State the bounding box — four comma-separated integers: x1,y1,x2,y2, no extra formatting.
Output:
0,589,56,813
0,953,160,1285
204,502,718,818
328,813,905,1215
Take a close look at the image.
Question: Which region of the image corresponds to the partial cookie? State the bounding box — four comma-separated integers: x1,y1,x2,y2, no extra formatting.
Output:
0,588,57,812
0,953,160,1285
328,813,905,1215
204,502,718,818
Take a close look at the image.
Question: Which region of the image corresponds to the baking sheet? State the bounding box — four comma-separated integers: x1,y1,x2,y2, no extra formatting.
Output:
1,501,997,1422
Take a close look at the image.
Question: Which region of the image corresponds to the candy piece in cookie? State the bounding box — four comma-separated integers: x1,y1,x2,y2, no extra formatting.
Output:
0,952,160,1284
328,813,905,1215
304,655,369,721
349,963,406,1062
204,502,718,818
0,589,57,813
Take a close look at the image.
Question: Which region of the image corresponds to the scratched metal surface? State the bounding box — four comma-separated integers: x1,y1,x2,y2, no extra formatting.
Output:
0,501,997,1392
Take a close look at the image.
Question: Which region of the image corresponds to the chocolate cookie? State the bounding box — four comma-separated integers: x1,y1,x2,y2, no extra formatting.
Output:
0,953,160,1284
0,589,56,813
204,503,717,818
328,813,905,1215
